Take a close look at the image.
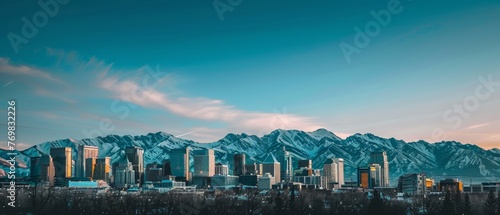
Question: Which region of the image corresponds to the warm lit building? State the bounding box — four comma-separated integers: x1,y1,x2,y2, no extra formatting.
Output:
438,179,463,192
50,147,72,179
77,145,98,178
370,152,389,187
369,163,382,187
85,157,97,179
357,167,371,189
94,157,111,182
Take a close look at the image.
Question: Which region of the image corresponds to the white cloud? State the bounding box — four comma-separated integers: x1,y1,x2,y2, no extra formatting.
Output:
0,58,65,84
100,72,323,141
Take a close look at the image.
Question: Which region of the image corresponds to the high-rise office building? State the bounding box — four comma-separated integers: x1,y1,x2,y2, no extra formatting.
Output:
40,154,55,186
146,163,163,182
244,162,262,175
357,166,371,189
233,154,246,176
323,158,338,189
114,156,136,187
94,157,111,182
77,145,98,178
162,159,171,176
215,163,229,176
30,157,42,179
369,163,382,187
398,173,426,195
125,146,144,185
193,149,215,177
85,157,97,179
170,147,190,181
262,153,280,183
277,146,292,182
370,151,389,187
298,159,312,169
50,147,72,178
333,158,344,186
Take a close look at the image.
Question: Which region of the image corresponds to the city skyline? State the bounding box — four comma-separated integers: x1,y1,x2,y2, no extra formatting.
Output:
0,0,499,150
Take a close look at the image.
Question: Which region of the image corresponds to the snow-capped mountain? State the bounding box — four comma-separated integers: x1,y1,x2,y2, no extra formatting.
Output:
1,128,499,185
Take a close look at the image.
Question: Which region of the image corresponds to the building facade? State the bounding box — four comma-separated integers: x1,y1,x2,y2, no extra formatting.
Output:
77,145,98,178
125,146,144,185
323,158,338,189
370,152,389,187
170,147,190,182
193,149,215,177
215,163,229,176
262,154,281,183
278,147,293,182
233,154,246,176
50,147,72,179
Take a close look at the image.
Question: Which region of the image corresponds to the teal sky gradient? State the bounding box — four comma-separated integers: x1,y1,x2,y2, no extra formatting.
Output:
0,0,499,149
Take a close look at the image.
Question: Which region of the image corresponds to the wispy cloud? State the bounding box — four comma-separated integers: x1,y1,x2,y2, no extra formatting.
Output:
100,73,322,141
3,81,14,87
0,58,66,85
467,123,490,130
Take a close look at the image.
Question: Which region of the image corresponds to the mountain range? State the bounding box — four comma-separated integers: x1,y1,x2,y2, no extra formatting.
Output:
1,128,499,185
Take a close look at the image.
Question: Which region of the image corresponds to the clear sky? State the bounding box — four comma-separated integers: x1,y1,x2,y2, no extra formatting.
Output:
0,0,499,149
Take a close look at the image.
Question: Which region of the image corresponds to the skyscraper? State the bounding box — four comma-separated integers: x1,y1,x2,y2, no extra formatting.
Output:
30,157,42,179
85,157,97,179
162,159,171,176
277,146,292,182
94,157,111,182
125,146,144,185
369,163,382,187
50,147,72,178
170,147,190,181
40,154,55,186
323,158,338,189
233,153,246,176
77,145,98,178
370,151,389,187
145,163,163,182
193,149,215,177
244,162,262,175
333,158,344,186
114,156,136,187
262,153,281,183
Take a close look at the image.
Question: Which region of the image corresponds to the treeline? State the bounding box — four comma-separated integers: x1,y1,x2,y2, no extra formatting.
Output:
0,187,499,215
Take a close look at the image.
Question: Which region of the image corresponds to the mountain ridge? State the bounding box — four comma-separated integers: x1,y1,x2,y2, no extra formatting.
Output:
1,128,499,185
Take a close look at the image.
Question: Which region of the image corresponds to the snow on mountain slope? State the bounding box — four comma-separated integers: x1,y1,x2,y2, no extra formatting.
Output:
1,129,499,184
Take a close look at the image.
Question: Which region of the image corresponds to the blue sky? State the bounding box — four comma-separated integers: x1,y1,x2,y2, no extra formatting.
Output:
0,0,499,149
